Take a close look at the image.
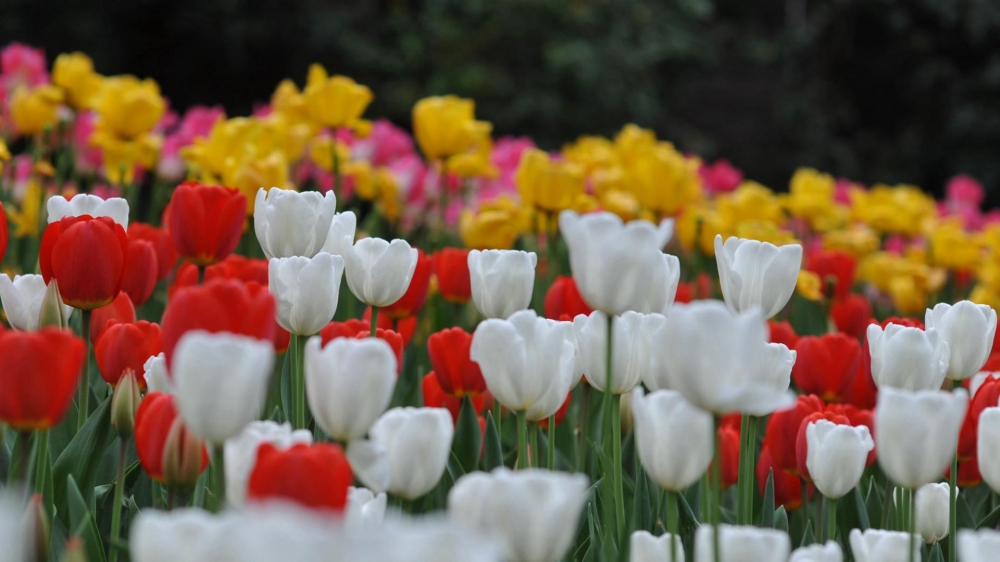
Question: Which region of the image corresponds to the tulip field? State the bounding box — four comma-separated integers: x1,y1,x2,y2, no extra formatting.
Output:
4,40,1000,562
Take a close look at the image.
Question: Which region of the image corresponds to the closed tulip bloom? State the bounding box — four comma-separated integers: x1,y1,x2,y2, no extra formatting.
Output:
413,95,488,161
958,529,1000,562
559,210,680,315
715,235,803,319
173,331,275,444
470,310,578,421
876,387,968,489
46,194,130,228
304,336,396,442
143,353,171,394
792,333,863,404
0,328,85,430
0,274,72,331
631,388,713,492
925,301,997,380
303,66,373,129
788,542,842,562
381,249,432,320
805,419,874,498
247,443,353,513
977,408,1000,492
269,253,344,336
428,327,486,397
468,249,537,319
369,407,453,499
135,392,208,486
574,311,664,394
913,482,950,543
40,215,129,310
91,292,137,344
344,237,418,307
433,248,472,303
694,525,790,562
166,181,247,266
225,421,312,509
95,320,162,387
849,529,920,562
128,222,178,281
653,300,795,415
448,468,588,562
122,238,158,306
630,531,684,562
763,394,825,476
867,323,950,391
345,487,387,529
830,294,872,338
544,275,593,320
806,249,856,301
253,188,357,260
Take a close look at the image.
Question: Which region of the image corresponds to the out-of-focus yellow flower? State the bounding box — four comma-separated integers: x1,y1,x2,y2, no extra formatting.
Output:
374,167,401,221
562,135,619,173
9,85,63,136
970,285,1000,313
627,141,702,216
784,168,835,223
302,64,373,132
181,116,251,180
347,161,376,200
0,139,9,174
309,135,351,173
515,149,585,212
822,225,880,259
460,196,530,249
978,260,1000,294
91,75,165,140
614,124,657,169
52,52,102,109
413,96,491,162
797,270,823,301
255,113,311,164
223,150,293,214
859,250,945,314
677,205,729,256
978,224,1000,257
7,179,42,238
93,134,161,184
930,219,982,271
850,184,936,236
599,189,641,222
448,127,497,179
716,181,784,225
734,221,798,247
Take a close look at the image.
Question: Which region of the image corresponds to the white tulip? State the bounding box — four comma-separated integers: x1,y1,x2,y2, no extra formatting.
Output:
714,235,802,319
978,408,1000,493
172,331,275,444
653,300,795,415
305,336,396,442
631,388,713,492
47,193,129,228
867,323,950,390
344,237,418,307
344,487,387,529
253,187,356,259
789,542,842,562
467,249,537,319
914,482,950,544
470,309,579,421
0,274,72,331
573,311,664,394
958,529,1000,562
0,488,30,562
805,419,874,499
694,524,790,562
143,353,172,395
875,387,968,489
848,529,920,562
630,531,684,562
269,253,345,336
369,407,453,500
448,468,588,562
925,301,997,381
224,421,313,509
559,210,680,315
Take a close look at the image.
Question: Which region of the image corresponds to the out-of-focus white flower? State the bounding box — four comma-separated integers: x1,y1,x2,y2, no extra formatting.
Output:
47,193,129,228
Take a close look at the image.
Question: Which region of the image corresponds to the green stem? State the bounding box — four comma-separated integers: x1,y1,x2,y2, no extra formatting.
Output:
881,480,894,530
370,306,379,337
713,415,722,562
109,438,127,562
909,488,916,562
78,309,91,431
950,452,958,562
210,444,226,513
547,415,556,470
826,496,838,542
701,473,710,524
666,490,679,562
737,413,751,524
494,400,502,442
529,423,539,468
611,393,625,540
7,431,31,487
291,334,307,430
577,384,590,473
517,411,528,469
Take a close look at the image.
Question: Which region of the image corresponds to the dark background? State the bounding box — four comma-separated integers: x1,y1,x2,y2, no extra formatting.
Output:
4,0,1000,204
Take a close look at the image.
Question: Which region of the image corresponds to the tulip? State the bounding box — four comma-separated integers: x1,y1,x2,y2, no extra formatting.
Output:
304,336,396,442
788,542,842,562
768,320,800,349
143,353,172,394
345,487,387,529
111,370,142,437
848,529,920,562
756,447,807,512
544,275,593,321
958,529,1000,562
694,525,790,562
433,248,472,303
762,395,825,476
269,253,345,336
122,238,158,306
128,222,178,281
467,249,537,319
173,331,275,444
422,373,489,423
224,421,312,509
925,301,997,381
515,148,586,213
344,237,418,308
368,407,453,499
134,392,208,489
0,328,85,431
52,51,102,108
448,468,588,562
830,294,872,338
9,85,62,135
47,194,130,228
253,188,357,260
91,292,136,344
40,215,128,310
867,323,950,391
876,387,968,489
715,419,741,489
412,95,489,161
428,327,486,397
914,482,950,543
631,388,713,492
651,300,795,415
978,408,1000,492
805,419,874,499
575,311,664,394
381,249,432,320
303,66,373,129
0,274,72,331
806,249,856,300
630,531,684,562
792,333,863,404
91,75,166,141
714,235,803,319
247,443,353,512
95,320,162,387
559,210,679,315
166,181,247,266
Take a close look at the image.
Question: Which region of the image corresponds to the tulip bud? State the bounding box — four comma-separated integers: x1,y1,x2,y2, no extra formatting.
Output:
804,419,874,499
867,323,950,391
343,237,418,307
848,529,920,562
467,249,537,319
162,417,209,494
35,279,70,330
694,525,790,562
925,301,998,381
914,482,950,544
0,274,69,331
788,541,842,562
573,311,664,395
111,370,142,437
60,537,88,562
630,531,684,562
714,234,803,319
631,388,713,492
959,529,1000,562
979,408,1000,493
25,494,49,562
369,407,453,500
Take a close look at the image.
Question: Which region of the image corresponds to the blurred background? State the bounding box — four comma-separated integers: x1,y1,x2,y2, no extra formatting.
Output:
3,0,1000,203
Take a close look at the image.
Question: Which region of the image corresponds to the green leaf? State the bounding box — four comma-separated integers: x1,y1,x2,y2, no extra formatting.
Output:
760,469,775,528
775,506,789,534
630,463,650,534
928,542,943,562
849,485,871,531
279,350,291,424
67,475,106,562
978,502,1000,529
53,395,114,530
800,521,815,546
483,411,503,472
958,493,976,529
452,396,482,474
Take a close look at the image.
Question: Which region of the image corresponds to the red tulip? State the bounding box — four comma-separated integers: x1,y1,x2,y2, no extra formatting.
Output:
320,319,370,341
0,328,85,430
830,294,872,338
795,410,851,482
713,420,741,489
433,248,471,303
362,307,416,347
806,249,856,300
355,329,404,374
122,239,158,306
40,215,128,310
945,456,983,488
825,403,877,467
957,377,1000,461
422,373,488,423
536,393,571,429
544,276,593,320
382,249,432,320
757,446,808,512
135,392,208,485
763,394,825,476
792,333,863,403
247,443,352,512
166,181,246,266
428,327,485,397
171,255,270,295
161,278,276,367
95,321,162,388
128,222,179,281
768,321,800,349
90,293,136,344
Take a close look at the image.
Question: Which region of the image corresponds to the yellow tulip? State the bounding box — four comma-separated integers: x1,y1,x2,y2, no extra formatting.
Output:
676,205,730,256
613,124,657,169
734,220,799,247
448,126,497,179
347,161,376,200
627,141,702,216
599,189,641,222
970,285,1000,313
309,135,351,173
850,184,936,236
181,116,255,179
784,168,835,221
270,79,310,124
9,85,63,136
459,196,530,249
52,52,103,109
302,64,373,130
91,75,166,140
0,139,9,174
716,181,784,225
413,96,490,162
929,219,982,271
7,179,42,238
515,149,585,212
822,226,880,259
223,150,294,214
797,271,823,301
90,133,161,184
562,135,619,173
374,168,401,221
